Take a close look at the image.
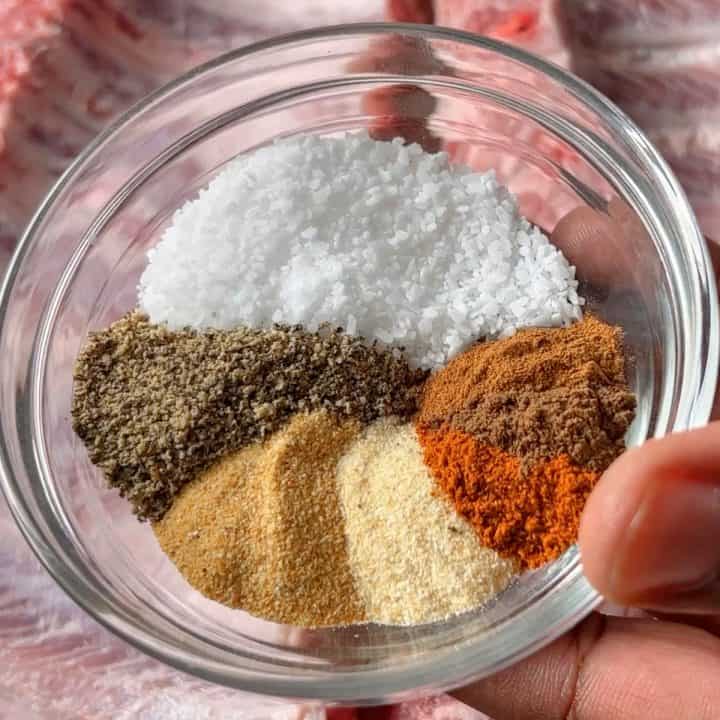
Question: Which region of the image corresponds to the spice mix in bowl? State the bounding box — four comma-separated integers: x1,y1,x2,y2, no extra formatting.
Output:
71,132,636,628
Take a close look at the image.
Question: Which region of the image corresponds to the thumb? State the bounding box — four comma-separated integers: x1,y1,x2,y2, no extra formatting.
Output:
580,422,720,613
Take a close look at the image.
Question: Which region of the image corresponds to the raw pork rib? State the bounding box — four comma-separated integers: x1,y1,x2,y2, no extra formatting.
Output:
559,0,720,240
0,0,385,259
435,0,570,66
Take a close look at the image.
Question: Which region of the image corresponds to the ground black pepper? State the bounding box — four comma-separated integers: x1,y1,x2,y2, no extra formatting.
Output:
72,312,428,520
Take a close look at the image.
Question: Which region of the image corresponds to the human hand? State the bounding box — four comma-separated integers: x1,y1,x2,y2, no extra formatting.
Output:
455,212,720,720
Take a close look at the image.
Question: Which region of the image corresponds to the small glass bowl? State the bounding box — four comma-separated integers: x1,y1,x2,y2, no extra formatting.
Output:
0,24,717,705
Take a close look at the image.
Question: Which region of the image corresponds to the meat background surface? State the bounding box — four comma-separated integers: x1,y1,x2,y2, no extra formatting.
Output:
420,0,720,241
559,0,720,241
0,1,717,719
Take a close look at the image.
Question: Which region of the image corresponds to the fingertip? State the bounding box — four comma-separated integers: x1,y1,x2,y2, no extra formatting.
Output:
580,426,720,611
579,445,647,599
551,207,621,287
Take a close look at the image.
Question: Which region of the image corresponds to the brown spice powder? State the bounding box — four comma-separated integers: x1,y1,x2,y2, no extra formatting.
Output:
153,411,366,627
416,316,636,472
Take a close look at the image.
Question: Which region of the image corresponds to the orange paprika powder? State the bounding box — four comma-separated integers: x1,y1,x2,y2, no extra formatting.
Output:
417,426,599,569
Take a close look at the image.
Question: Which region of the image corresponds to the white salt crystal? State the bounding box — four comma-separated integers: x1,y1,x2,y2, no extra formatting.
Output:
138,132,583,368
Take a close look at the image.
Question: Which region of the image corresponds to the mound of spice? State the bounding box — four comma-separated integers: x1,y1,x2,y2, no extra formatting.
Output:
417,315,636,472
418,429,599,569
416,315,636,569
72,312,427,520
336,419,517,625
155,413,516,627
139,132,583,368
154,411,366,627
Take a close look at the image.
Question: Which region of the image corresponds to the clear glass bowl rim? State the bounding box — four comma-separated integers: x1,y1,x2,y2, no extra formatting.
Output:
0,22,717,703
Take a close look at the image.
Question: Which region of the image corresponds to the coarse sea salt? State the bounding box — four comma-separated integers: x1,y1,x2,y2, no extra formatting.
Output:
139,132,583,368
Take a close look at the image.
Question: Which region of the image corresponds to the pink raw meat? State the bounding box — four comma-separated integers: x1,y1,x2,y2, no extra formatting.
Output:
558,0,720,239
435,0,570,67
0,1,66,246
326,696,486,720
571,62,720,118
0,0,384,259
559,0,720,47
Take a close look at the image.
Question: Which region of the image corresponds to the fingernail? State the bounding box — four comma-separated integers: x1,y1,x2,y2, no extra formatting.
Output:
611,479,720,602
